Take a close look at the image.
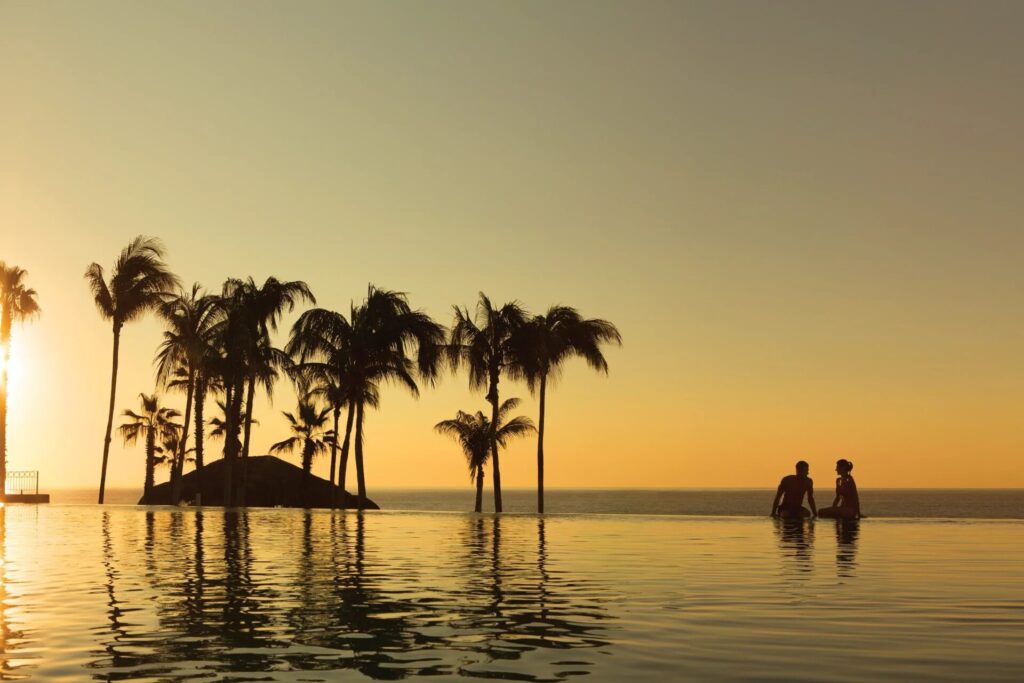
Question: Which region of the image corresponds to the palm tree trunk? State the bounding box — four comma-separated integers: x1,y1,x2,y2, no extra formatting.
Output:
537,373,547,514
0,308,10,502
144,429,156,501
239,375,256,506
475,465,484,513
194,377,206,505
223,376,244,506
488,377,503,513
0,375,6,503
172,369,195,505
98,324,122,504
354,400,366,510
328,406,340,507
0,319,9,503
337,403,355,508
301,440,313,507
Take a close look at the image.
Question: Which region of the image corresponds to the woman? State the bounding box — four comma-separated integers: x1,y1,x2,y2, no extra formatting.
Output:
818,459,860,519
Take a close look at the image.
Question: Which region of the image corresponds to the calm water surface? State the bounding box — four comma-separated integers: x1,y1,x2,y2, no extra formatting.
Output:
2,506,1022,681
51,488,1024,518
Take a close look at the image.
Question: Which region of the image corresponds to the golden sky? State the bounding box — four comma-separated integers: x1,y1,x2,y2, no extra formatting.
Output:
1,1,1022,490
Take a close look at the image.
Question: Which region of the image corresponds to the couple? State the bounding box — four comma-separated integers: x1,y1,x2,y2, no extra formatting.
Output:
770,459,860,520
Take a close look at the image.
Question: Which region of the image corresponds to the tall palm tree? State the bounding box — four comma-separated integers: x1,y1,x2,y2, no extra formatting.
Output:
349,286,444,508
520,306,621,513
156,284,218,504
448,293,529,513
214,277,313,505
86,237,179,503
286,306,359,507
0,263,40,500
435,398,535,513
269,399,335,505
118,393,181,502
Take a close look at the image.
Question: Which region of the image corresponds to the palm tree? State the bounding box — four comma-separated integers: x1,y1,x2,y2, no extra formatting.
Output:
448,293,529,513
213,277,313,505
156,284,218,504
86,237,179,503
118,393,181,502
208,398,254,442
269,399,335,505
435,398,535,512
520,307,621,513
286,307,359,507
349,286,444,508
0,263,40,499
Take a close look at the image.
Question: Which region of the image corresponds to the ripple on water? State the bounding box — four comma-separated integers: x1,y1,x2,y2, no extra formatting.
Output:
0,507,1022,681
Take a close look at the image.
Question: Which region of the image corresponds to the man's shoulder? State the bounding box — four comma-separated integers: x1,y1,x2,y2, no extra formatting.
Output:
780,474,798,484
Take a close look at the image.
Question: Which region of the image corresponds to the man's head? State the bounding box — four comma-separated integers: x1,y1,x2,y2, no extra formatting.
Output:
795,460,809,477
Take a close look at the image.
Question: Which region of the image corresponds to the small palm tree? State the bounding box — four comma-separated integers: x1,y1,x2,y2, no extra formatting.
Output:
118,393,181,501
448,293,529,513
86,237,179,503
0,263,40,498
435,398,535,512
520,306,620,513
270,400,335,505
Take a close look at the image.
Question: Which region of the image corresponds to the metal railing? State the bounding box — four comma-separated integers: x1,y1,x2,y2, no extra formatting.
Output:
5,470,39,495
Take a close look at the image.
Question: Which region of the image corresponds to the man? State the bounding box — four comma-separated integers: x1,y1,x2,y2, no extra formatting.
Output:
771,460,817,518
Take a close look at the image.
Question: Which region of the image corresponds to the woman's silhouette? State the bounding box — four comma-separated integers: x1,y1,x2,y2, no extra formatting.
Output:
818,459,860,519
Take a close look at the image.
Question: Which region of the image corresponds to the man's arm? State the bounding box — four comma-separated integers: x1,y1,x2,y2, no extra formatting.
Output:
807,480,817,517
771,482,784,517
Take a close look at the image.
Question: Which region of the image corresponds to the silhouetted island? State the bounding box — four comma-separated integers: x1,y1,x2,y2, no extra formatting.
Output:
141,455,378,508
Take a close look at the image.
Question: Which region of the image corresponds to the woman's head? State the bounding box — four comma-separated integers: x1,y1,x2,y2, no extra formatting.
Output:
836,459,853,475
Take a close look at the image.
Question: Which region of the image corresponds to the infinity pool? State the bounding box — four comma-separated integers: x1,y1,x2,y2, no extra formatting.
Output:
1,506,1021,681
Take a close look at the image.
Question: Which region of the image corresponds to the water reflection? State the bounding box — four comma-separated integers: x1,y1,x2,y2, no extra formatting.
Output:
0,505,28,680
835,519,859,578
774,517,815,575
84,510,614,680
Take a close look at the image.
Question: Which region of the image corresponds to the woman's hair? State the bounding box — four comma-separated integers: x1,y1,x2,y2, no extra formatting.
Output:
836,459,853,474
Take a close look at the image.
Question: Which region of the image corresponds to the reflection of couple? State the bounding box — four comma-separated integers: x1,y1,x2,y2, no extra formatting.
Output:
770,460,860,519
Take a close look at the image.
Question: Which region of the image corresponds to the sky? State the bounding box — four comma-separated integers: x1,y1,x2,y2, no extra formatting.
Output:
1,1,1022,492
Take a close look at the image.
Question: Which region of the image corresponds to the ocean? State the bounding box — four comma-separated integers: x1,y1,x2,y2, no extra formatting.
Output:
48,487,1024,518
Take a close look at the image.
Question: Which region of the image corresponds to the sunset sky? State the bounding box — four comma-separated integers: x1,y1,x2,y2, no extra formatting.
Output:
1,1,1021,491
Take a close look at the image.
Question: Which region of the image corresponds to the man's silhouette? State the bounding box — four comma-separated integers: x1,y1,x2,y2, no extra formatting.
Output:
771,461,817,518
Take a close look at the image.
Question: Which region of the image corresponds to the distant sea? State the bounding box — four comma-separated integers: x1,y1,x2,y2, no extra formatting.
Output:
47,487,1024,519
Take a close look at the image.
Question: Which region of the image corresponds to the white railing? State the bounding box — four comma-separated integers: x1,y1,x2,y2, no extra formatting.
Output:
5,470,39,495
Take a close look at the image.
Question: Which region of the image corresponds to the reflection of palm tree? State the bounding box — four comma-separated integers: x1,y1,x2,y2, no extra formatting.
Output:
520,306,620,513
118,393,181,501
270,400,335,504
435,399,535,512
99,511,131,669
86,236,179,503
448,294,529,513
0,505,21,678
0,262,40,499
220,510,276,652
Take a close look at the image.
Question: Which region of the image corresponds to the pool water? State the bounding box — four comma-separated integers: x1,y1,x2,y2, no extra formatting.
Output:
1,506,1022,681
